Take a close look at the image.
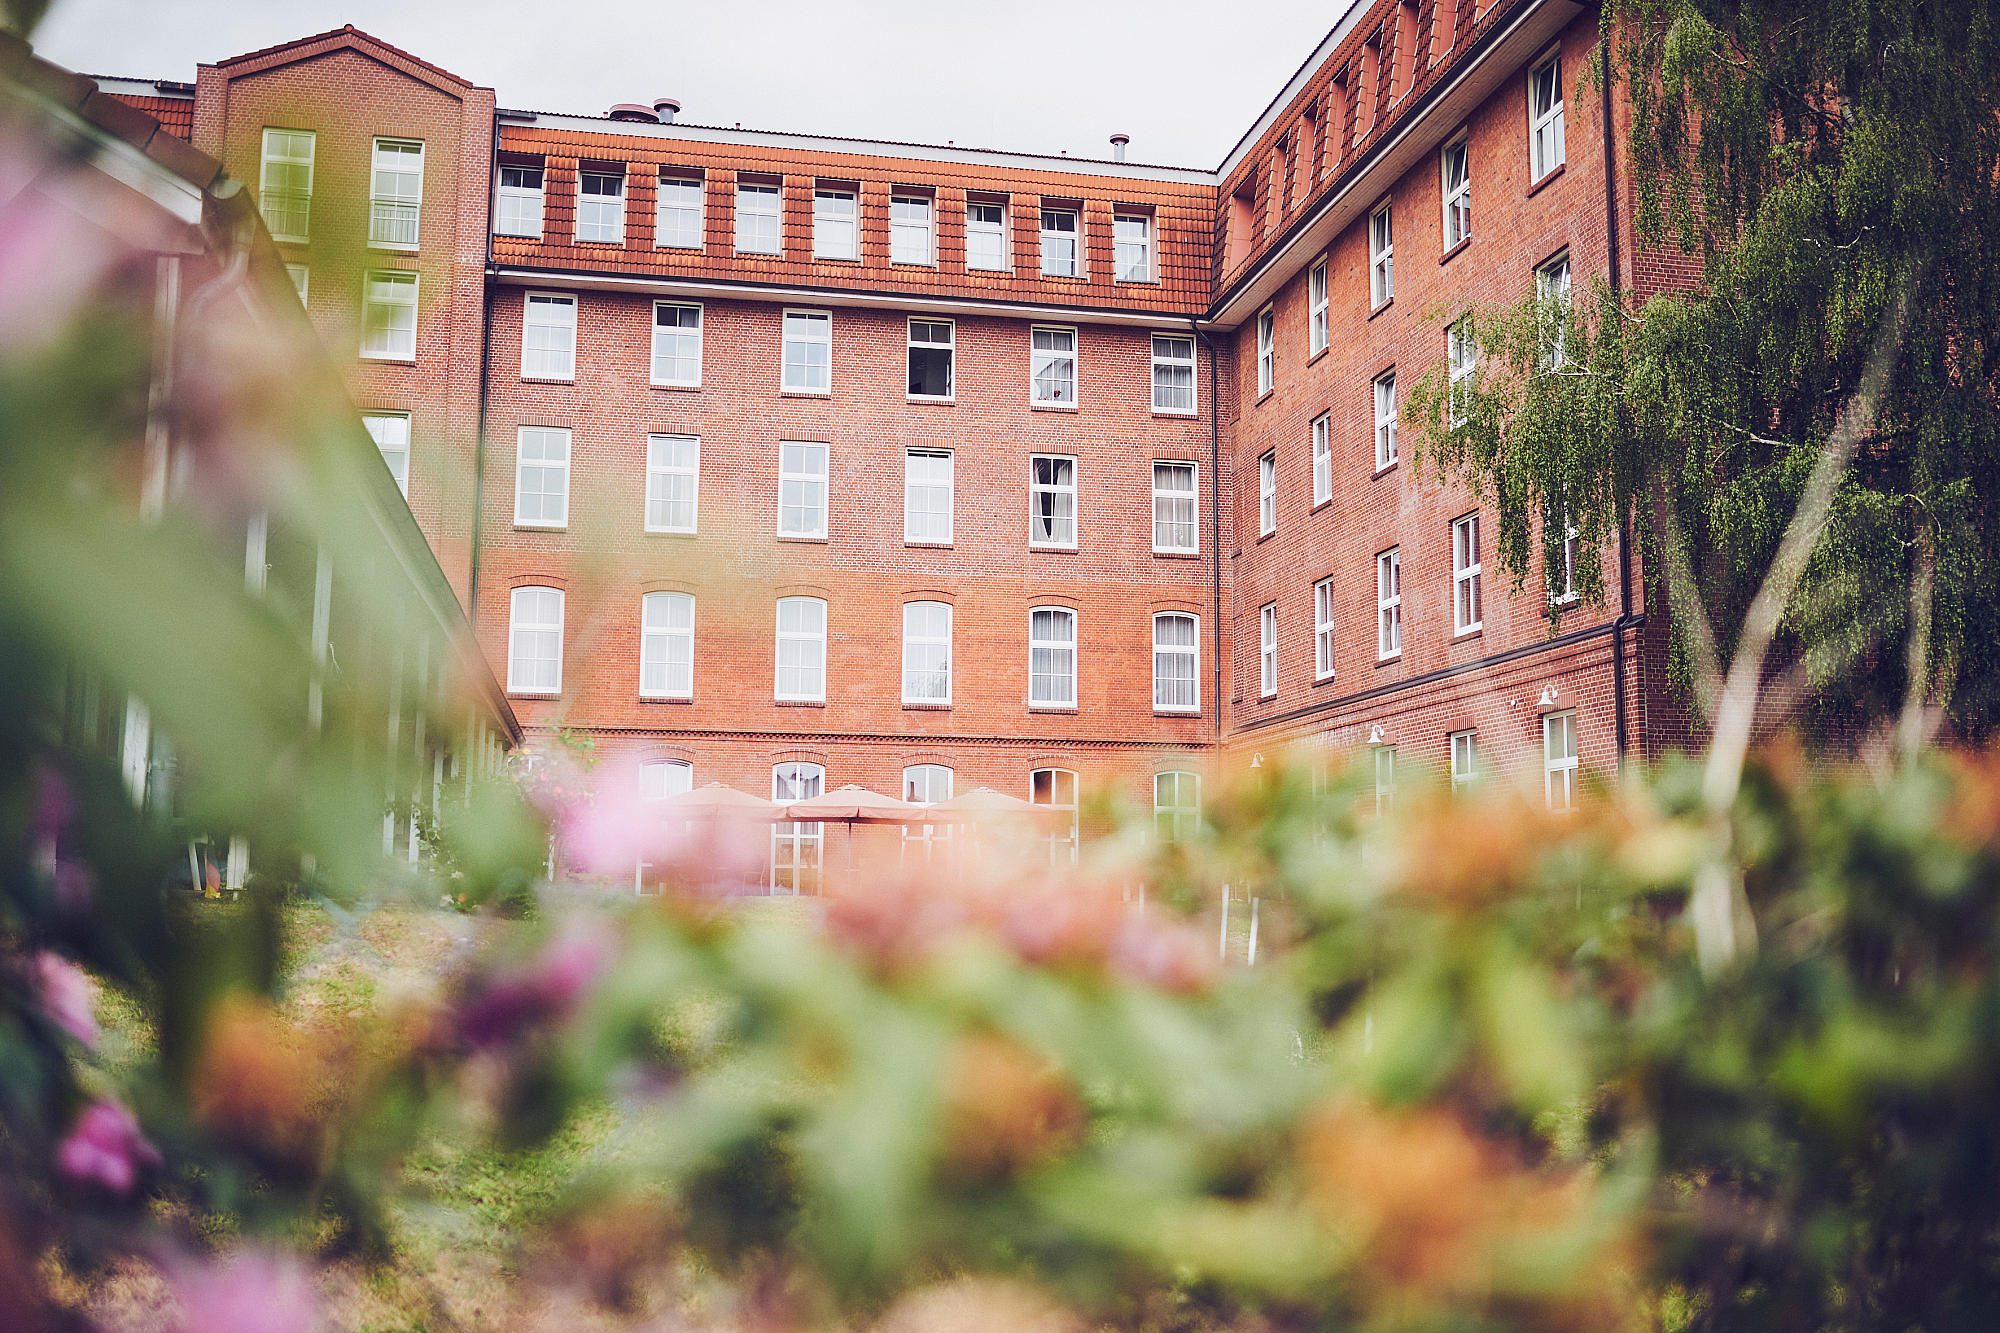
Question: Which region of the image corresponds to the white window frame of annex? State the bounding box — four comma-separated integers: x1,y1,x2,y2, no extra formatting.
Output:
903,447,954,545
1028,605,1077,708
514,426,571,529
368,137,424,250
507,585,564,695
1452,510,1483,634
495,162,544,238
1544,709,1579,810
1308,258,1329,355
1256,306,1275,396
644,433,699,535
1258,450,1276,537
1154,769,1200,842
1450,729,1479,792
1150,333,1196,415
1313,574,1336,679
777,440,829,539
1440,135,1471,250
639,590,695,700
781,308,832,394
1374,369,1399,471
1369,201,1394,307
1152,611,1201,713
1152,461,1199,555
651,301,702,387
1259,601,1278,697
258,127,314,243
1029,454,1077,549
521,291,577,381
1529,48,1566,183
1311,412,1332,507
359,270,418,361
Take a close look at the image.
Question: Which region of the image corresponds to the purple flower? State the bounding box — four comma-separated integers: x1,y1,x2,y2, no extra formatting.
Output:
459,915,614,1049
166,1248,318,1333
34,950,98,1048
55,1098,161,1196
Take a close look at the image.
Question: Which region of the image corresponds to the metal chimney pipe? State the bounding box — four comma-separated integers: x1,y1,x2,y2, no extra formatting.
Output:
653,97,681,124
1109,133,1129,162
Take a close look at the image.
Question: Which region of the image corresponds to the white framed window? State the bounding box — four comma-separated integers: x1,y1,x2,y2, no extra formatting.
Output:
369,138,423,249
1544,710,1579,810
1030,325,1077,405
258,127,314,243
1313,575,1337,679
1311,412,1332,505
285,263,309,304
813,187,857,259
1377,547,1402,658
1153,462,1198,554
362,412,411,496
1369,203,1394,307
1453,512,1483,633
1154,770,1200,842
777,440,829,538
902,764,953,860
1031,767,1079,865
1256,307,1275,395
904,448,953,543
514,426,570,528
1450,730,1479,792
736,180,782,253
891,193,935,264
521,292,576,380
1448,318,1476,425
645,434,699,534
1039,206,1079,276
1259,602,1277,697
902,601,952,704
1151,334,1196,413
1030,455,1076,548
639,591,695,699
1258,451,1276,536
772,761,825,894
577,171,625,244
966,198,1009,269
1441,136,1471,249
651,301,702,386
907,319,954,399
656,174,705,249
1374,370,1399,469
640,758,693,800
1308,258,1329,355
1537,251,1574,367
1529,51,1566,181
1029,607,1077,707
507,585,563,694
1556,522,1580,604
774,597,827,701
781,309,831,393
1153,612,1200,712
496,163,543,238
1113,213,1152,281
1373,746,1396,815
360,270,418,360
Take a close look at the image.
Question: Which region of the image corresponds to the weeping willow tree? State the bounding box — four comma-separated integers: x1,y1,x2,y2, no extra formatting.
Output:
1407,0,2000,742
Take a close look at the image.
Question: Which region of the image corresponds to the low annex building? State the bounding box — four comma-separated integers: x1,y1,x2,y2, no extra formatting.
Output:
78,0,1684,887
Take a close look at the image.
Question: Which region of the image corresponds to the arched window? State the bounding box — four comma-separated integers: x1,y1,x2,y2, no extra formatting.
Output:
1029,607,1076,707
507,585,563,694
640,758,692,801
772,761,826,894
902,763,953,861
902,601,952,704
1031,767,1078,865
1154,771,1200,842
639,591,694,698
1152,612,1199,712
775,597,827,701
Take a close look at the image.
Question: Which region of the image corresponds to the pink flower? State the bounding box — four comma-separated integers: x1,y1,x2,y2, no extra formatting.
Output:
55,1098,161,1196
166,1248,319,1333
34,950,98,1047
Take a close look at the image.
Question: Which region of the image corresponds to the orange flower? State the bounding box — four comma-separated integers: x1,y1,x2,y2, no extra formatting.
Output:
939,1032,1084,1182
1392,792,1565,911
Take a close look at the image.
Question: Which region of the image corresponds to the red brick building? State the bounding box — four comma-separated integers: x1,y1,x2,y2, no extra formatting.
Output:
87,0,1682,882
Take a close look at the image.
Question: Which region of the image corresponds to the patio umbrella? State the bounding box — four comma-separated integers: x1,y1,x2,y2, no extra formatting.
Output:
925,785,1041,818
781,784,931,824
659,781,785,820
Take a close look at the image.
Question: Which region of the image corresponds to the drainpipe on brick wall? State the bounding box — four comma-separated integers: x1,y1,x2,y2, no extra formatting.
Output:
468,107,500,628
1192,320,1222,744
1600,22,1637,766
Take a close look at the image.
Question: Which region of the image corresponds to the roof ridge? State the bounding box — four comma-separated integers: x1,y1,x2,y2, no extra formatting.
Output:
212,24,483,89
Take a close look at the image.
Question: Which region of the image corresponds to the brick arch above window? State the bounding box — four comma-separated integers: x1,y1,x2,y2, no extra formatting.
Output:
770,582,832,600
1026,592,1080,610
637,576,698,596
900,588,957,604
506,572,570,590
767,747,829,767
1148,597,1204,615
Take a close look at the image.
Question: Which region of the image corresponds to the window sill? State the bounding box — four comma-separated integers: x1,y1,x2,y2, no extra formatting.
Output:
367,242,420,254
890,260,939,269
1030,402,1078,413
1527,163,1567,198
774,698,826,708
735,248,783,259
521,375,575,385
779,390,832,399
1112,276,1161,286
1307,343,1330,366
1152,408,1198,419
813,254,861,263
776,534,829,544
1256,529,1275,544
575,238,628,247
1029,542,1078,553
1038,272,1087,282
508,689,560,699
902,702,952,711
1453,626,1484,643
360,355,418,366
1154,709,1201,719
1255,386,1274,404
1367,297,1395,320
904,541,954,550
906,395,954,406
656,242,704,252
514,522,567,532
644,528,699,539
1440,236,1472,265
638,695,693,704
1310,496,1332,513
1376,653,1402,667
1028,705,1078,715
1551,594,1581,610
493,231,543,241
1374,460,1399,479
1313,671,1337,686
1152,549,1202,560
651,381,702,391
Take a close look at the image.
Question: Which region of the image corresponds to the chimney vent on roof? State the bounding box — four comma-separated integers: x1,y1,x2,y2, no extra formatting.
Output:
653,97,681,124
1109,133,1130,162
608,103,655,122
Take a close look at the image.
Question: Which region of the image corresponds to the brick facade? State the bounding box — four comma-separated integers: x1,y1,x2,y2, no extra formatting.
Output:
98,0,1690,854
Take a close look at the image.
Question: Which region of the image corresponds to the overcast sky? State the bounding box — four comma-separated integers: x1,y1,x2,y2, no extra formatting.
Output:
35,0,1353,169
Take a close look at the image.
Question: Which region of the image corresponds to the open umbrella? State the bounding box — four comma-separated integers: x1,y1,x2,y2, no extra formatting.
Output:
781,784,930,823
659,781,785,820
925,785,1041,818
